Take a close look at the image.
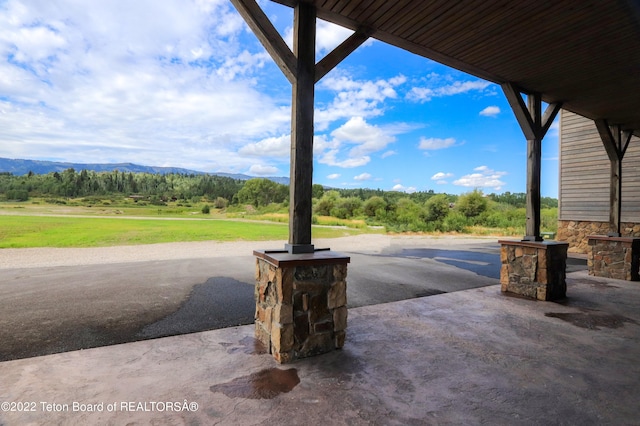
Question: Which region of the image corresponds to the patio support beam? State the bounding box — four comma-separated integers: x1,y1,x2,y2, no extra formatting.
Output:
231,0,371,254
286,1,316,253
594,119,633,237
315,28,372,83
502,83,561,241
229,0,297,84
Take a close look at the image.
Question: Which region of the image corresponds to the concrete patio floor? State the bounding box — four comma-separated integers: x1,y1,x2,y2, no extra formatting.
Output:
1,269,639,425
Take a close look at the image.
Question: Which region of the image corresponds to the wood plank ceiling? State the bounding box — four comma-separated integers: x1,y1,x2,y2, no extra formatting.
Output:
272,0,640,134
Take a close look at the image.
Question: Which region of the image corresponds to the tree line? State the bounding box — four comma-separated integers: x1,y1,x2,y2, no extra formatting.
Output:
0,169,558,233
0,169,244,203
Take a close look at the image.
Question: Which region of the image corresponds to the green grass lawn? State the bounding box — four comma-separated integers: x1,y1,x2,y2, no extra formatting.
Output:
0,215,365,248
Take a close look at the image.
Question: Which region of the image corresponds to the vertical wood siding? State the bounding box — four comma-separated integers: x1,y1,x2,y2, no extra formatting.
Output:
559,111,640,222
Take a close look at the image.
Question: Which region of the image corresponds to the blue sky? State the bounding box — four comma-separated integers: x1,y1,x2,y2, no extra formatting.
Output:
0,0,559,197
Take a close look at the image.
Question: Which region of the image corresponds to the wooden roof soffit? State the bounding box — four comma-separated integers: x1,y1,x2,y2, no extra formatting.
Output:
230,0,372,85
501,82,561,141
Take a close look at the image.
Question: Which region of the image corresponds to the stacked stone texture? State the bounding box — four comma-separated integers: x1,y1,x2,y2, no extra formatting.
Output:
587,237,640,281
255,257,348,363
500,242,568,301
557,220,640,253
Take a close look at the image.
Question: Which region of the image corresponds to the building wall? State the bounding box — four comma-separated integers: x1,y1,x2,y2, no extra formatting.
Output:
558,111,640,252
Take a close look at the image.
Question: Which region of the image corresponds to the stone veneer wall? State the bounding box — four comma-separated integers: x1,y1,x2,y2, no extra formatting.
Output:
557,220,640,253
254,251,348,364
499,241,568,301
587,236,640,281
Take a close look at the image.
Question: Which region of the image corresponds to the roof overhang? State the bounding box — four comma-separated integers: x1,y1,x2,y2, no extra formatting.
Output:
273,0,640,134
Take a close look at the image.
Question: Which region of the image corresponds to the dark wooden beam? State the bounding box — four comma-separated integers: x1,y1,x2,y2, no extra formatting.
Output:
526,93,542,241
229,0,297,84
286,1,316,253
502,83,536,140
502,84,562,241
541,102,562,137
315,28,372,83
594,119,633,236
231,0,372,253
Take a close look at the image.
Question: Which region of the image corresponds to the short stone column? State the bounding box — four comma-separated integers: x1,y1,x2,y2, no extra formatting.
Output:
587,235,640,281
499,240,569,300
253,249,350,363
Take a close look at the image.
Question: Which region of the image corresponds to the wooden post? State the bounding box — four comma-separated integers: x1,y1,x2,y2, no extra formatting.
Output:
230,0,370,254
502,83,561,242
595,119,632,237
286,2,316,254
526,94,542,240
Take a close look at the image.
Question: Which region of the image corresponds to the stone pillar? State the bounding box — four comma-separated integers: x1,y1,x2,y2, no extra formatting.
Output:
499,240,569,300
253,249,349,363
587,235,640,281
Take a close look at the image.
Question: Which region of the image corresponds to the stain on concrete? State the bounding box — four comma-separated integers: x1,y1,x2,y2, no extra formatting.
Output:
545,310,637,330
220,336,268,355
210,368,300,399
568,277,620,289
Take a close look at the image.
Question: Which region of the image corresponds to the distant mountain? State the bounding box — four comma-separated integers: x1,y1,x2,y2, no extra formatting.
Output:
0,157,290,185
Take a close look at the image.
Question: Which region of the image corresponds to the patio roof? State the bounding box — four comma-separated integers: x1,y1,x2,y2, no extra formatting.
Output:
273,0,640,134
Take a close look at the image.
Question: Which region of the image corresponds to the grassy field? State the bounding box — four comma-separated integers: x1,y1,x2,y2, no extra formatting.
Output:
0,214,369,248
0,197,552,248
0,199,371,248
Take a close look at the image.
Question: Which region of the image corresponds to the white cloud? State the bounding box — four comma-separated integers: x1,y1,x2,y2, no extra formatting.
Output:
315,73,406,130
354,173,371,181
316,20,355,54
327,173,340,179
453,166,507,190
431,172,454,180
239,134,290,157
331,116,395,157
317,117,399,168
418,137,456,150
381,150,396,158
0,0,291,172
431,172,454,184
248,164,280,176
479,106,500,117
319,150,370,168
407,79,491,103
216,50,270,81
392,184,417,193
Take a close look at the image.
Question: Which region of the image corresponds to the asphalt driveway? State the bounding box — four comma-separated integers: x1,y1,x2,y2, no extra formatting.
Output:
1,236,583,361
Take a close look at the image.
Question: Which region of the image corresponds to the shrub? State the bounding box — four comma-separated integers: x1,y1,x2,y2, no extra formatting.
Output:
236,178,288,207
332,197,363,219
213,197,228,209
6,189,29,201
425,194,450,221
314,190,340,216
456,189,488,218
201,204,210,214
541,207,558,233
45,198,67,205
443,212,469,232
363,196,387,217
395,198,426,224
